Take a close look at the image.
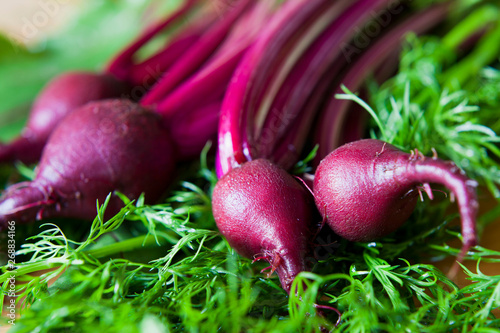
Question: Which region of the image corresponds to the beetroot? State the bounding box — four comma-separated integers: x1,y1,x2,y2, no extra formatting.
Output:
212,159,315,294
313,139,478,258
0,72,129,165
0,99,176,228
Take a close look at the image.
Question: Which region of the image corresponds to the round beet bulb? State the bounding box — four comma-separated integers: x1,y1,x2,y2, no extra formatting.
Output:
0,71,130,165
212,159,315,294
0,99,176,228
313,139,478,258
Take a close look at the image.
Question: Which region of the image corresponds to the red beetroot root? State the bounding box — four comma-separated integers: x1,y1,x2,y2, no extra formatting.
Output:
212,159,315,294
313,139,478,259
0,99,176,228
0,71,130,165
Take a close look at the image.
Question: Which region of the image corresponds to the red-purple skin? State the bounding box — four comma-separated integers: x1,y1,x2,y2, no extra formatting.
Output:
313,139,478,250
0,71,130,165
212,159,314,294
0,99,176,227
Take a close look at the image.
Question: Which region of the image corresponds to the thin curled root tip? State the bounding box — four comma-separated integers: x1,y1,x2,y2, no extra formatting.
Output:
447,260,461,281
420,183,434,200
314,303,342,329
431,147,438,160
252,254,269,263
293,175,315,198
252,252,280,278
447,243,473,280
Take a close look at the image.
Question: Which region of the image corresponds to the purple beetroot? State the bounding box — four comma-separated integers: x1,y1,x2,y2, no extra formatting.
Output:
212,159,315,294
313,139,478,260
0,99,176,229
0,72,130,165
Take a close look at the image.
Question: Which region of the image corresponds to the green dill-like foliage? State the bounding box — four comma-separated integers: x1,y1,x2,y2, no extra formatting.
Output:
3,152,500,332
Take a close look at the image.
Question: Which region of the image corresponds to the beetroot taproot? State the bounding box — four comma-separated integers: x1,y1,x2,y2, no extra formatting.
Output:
0,99,176,228
313,139,478,257
0,72,129,165
212,159,315,294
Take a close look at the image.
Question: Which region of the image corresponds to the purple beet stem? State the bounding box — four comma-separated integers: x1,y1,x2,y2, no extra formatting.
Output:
106,0,199,80
316,3,450,161
216,0,343,178
140,0,254,106
217,0,398,178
